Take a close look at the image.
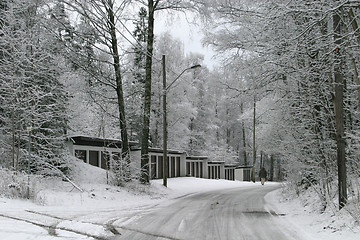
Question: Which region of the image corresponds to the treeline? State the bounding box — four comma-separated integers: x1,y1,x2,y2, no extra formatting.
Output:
201,0,360,211
0,0,255,185
0,0,70,175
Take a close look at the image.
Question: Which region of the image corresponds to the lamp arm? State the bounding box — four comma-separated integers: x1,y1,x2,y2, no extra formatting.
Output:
165,67,191,91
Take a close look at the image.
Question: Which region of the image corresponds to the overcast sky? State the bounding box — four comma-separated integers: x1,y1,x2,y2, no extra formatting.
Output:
154,12,218,70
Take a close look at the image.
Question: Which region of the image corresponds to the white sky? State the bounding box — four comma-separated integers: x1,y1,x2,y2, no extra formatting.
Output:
67,5,217,69
154,11,218,70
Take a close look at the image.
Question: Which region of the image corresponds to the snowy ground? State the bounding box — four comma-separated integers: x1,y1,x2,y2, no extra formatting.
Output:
267,186,360,240
0,161,359,240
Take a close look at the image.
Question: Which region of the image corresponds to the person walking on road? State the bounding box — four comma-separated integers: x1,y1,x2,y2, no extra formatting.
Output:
259,167,267,185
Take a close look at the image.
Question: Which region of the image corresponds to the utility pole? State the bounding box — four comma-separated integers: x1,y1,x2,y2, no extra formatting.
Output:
252,98,256,183
161,56,201,187
333,9,347,209
162,55,168,187
26,127,32,199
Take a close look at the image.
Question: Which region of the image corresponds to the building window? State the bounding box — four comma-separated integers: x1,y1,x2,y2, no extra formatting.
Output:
151,155,157,179
171,157,175,178
167,157,170,178
89,150,99,167
195,162,199,177
186,162,191,176
176,157,180,177
158,156,163,179
191,162,195,177
75,150,87,163
244,169,251,181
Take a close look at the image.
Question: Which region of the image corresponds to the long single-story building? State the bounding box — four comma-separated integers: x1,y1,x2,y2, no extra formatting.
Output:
186,156,208,178
67,135,137,170
66,135,249,182
235,166,252,181
130,148,187,179
225,164,237,181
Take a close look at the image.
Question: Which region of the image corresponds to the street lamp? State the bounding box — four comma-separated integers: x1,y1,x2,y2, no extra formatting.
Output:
162,55,201,187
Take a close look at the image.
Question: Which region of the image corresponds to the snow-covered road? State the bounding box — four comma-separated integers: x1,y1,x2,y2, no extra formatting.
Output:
2,177,356,240
113,184,303,240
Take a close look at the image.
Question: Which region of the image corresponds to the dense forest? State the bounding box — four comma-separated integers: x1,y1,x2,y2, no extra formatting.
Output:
1,0,360,213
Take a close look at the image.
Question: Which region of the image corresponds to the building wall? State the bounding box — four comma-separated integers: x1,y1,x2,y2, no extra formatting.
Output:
235,169,243,181
207,163,225,179
235,168,251,181
67,137,251,182
68,143,122,170
186,160,205,178
130,150,186,180
225,167,235,181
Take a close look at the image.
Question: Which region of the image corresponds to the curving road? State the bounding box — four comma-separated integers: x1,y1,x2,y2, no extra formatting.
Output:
112,184,304,240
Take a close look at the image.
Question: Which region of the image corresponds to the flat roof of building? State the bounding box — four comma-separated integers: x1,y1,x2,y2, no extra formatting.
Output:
186,156,208,160
131,147,185,155
225,163,239,168
235,165,253,169
208,161,226,164
68,135,138,149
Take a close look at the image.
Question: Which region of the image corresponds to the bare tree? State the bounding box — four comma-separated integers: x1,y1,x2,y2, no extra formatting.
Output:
333,6,347,209
140,0,160,183
139,0,195,183
60,0,132,181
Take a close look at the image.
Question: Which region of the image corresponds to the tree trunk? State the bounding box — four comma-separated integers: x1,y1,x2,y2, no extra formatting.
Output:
240,103,247,166
277,158,281,181
162,55,167,187
350,58,360,112
226,107,230,147
106,1,130,173
189,118,194,155
140,0,158,183
269,154,274,181
333,10,347,209
11,94,15,169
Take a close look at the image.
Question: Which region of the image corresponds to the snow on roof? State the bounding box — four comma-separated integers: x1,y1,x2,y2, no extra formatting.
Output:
131,147,185,155
235,165,253,169
208,160,226,164
186,156,208,160
67,135,138,148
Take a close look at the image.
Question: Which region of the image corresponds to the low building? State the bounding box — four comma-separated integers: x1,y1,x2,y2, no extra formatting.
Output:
130,148,187,180
207,161,225,179
67,135,137,170
185,156,208,178
67,135,251,182
67,136,187,180
224,164,237,181
234,166,253,181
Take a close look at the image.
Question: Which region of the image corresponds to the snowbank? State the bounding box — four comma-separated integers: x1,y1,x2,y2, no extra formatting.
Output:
1,160,358,240
265,187,359,240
